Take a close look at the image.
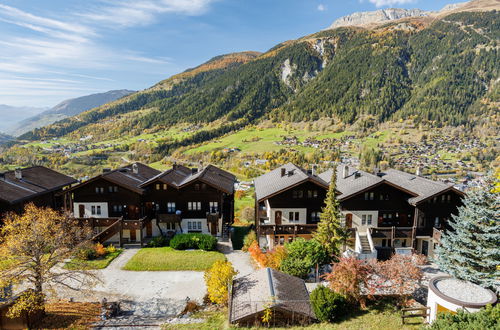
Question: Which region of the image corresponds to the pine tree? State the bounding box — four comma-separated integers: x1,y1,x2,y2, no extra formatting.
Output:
314,166,349,258
435,173,500,291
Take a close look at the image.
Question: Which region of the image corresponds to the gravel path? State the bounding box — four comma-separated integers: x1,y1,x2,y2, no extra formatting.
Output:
52,247,206,328
225,250,255,278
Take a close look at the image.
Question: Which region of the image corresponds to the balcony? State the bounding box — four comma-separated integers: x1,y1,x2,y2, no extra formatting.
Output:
157,213,181,223
370,227,413,239
75,217,121,228
259,224,317,235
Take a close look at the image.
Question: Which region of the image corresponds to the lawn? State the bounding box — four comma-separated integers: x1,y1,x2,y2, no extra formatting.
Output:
122,247,226,271
162,302,423,329
64,250,123,270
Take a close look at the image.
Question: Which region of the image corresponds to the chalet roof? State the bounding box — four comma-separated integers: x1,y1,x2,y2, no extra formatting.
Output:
68,163,160,195
0,166,77,204
229,268,315,324
319,165,461,204
140,164,236,194
254,163,328,202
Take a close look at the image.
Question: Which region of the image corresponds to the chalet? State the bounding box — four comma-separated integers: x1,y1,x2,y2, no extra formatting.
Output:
67,163,236,246
0,166,77,220
255,163,464,260
254,163,328,248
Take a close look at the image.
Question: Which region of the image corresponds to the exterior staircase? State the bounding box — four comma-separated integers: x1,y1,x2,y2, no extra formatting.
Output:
92,218,122,244
359,234,372,254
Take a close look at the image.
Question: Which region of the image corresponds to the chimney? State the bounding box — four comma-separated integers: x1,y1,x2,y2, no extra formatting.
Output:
312,164,318,176
281,168,286,177
132,163,139,174
15,168,22,180
343,165,349,179
416,167,422,176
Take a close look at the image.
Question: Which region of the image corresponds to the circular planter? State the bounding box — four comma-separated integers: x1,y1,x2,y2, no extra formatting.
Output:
426,276,497,323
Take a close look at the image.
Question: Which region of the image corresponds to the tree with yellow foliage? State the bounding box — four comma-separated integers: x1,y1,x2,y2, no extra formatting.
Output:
204,260,237,305
0,203,98,317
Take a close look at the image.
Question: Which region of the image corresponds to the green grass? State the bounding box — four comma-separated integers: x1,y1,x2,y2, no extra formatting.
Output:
235,188,255,218
162,301,422,329
122,247,226,271
64,250,123,270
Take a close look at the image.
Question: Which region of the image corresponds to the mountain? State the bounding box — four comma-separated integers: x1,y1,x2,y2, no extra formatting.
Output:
18,5,499,157
327,2,471,29
7,90,135,137
0,132,13,145
0,105,48,133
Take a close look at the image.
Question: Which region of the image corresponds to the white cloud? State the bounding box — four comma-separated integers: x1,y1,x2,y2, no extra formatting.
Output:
80,0,217,27
317,4,326,11
367,0,416,7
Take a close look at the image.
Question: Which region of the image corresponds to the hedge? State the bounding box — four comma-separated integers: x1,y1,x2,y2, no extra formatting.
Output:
170,233,218,251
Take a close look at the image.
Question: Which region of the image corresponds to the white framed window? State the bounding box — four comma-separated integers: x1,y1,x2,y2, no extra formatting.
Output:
311,212,321,222
362,215,367,225
197,221,202,230
96,206,101,215
209,202,218,213
167,202,176,213
289,212,294,221
95,187,104,194
91,206,96,215
367,214,372,225
188,202,202,211
188,221,192,230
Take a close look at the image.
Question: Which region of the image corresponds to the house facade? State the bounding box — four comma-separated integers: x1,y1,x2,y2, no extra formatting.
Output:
67,163,236,246
254,163,328,248
255,163,464,259
0,166,77,221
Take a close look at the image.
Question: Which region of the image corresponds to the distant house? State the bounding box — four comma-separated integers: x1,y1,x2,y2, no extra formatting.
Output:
66,163,236,246
0,166,77,220
229,268,316,326
254,163,465,260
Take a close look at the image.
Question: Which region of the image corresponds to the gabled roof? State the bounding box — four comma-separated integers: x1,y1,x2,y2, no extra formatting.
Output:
140,164,236,194
254,163,328,202
68,163,160,195
319,164,463,205
229,268,315,324
0,166,77,204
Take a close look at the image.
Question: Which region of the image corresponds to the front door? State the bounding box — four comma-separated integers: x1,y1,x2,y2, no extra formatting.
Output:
422,240,429,256
130,229,137,242
79,205,85,218
210,221,218,235
275,211,282,225
345,213,353,228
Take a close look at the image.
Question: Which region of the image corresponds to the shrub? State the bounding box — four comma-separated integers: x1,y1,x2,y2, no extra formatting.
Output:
279,238,329,279
242,230,257,251
94,243,107,257
76,247,96,261
204,260,237,305
170,233,217,251
106,244,117,254
310,285,347,322
248,241,287,269
147,235,170,248
430,304,499,330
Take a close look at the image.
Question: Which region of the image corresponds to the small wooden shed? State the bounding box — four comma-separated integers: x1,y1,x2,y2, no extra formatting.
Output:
229,268,316,327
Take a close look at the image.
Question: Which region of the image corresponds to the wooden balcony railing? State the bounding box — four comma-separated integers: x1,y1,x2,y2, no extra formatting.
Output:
370,227,413,239
75,217,121,228
258,224,318,235
157,213,181,223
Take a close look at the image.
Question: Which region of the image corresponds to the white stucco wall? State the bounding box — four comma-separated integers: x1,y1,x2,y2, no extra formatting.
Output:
181,218,209,234
73,202,108,218
269,208,308,224
427,287,484,323
341,210,378,233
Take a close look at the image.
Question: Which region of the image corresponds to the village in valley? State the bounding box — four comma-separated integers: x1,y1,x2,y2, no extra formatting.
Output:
0,0,499,329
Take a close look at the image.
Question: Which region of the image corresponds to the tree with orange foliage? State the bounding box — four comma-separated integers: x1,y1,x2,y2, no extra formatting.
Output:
324,257,373,308
0,204,98,317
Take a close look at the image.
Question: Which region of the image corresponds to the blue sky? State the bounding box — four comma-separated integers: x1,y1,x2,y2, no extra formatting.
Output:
0,0,465,108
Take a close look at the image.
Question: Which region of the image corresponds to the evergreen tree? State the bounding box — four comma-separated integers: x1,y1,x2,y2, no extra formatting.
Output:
314,166,349,258
435,173,500,291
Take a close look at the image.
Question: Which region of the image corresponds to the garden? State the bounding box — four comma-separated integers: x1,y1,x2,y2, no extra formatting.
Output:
65,243,122,270
122,233,226,271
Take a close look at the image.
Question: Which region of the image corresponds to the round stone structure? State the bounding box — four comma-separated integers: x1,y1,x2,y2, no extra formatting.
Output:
427,276,497,323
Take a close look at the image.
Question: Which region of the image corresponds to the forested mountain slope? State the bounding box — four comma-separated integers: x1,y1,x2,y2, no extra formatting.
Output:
20,10,499,150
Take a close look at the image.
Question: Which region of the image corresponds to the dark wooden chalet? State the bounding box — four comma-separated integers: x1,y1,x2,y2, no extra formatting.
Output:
0,166,77,221
254,163,329,248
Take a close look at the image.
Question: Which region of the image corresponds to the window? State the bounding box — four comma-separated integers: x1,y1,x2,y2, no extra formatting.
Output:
96,206,101,215
91,206,96,215
308,190,313,198
279,236,285,245
156,184,160,191
295,212,299,221
166,222,175,230
362,215,367,225
194,184,200,191
370,192,374,200
293,190,303,198
367,215,372,225
108,186,118,193
188,202,202,211
311,212,321,222
209,202,218,213
188,222,192,230
364,192,369,200
447,195,451,203
313,190,318,198
289,212,294,221
434,217,440,227
167,202,176,213
163,184,168,190
380,194,384,201
95,187,104,194
197,222,202,230
441,195,446,202
113,205,123,213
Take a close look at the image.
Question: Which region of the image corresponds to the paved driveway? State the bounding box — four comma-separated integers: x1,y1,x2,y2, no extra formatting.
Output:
53,247,206,328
